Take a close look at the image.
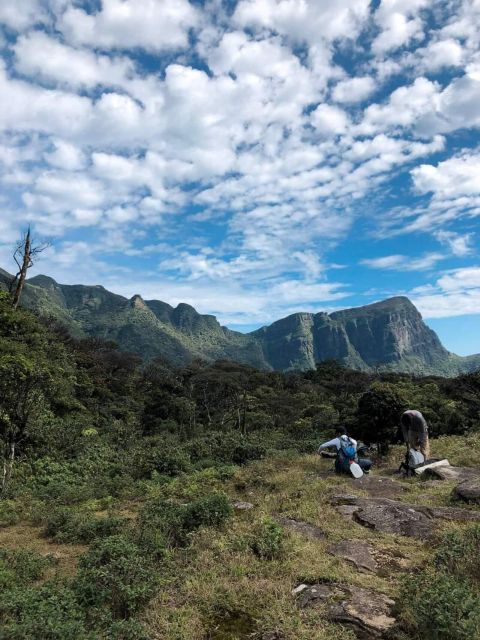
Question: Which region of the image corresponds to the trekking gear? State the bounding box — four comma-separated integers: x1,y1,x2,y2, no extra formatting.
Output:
336,435,362,476
339,436,357,461
349,461,364,478
399,448,426,476
408,448,425,467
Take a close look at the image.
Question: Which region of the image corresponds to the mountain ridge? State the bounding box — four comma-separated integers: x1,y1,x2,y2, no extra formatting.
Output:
1,268,479,376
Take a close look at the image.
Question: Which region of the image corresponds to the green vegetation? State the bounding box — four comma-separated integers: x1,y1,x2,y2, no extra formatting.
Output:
397,525,480,639
0,291,479,638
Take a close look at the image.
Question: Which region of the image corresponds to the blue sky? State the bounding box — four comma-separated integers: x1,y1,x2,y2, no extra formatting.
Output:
0,0,479,355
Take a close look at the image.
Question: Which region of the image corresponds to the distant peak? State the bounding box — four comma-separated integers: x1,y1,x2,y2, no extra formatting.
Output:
130,294,148,311
27,274,59,288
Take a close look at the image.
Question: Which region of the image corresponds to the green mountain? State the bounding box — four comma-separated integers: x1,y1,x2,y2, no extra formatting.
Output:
1,268,479,376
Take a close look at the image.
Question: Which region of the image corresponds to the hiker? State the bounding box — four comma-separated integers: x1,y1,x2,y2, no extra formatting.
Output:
317,427,372,475
399,409,430,475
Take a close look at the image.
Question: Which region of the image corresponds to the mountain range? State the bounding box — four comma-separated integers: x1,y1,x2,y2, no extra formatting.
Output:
1,267,479,376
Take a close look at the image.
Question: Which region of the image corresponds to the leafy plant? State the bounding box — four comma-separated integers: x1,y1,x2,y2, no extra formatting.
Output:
250,518,285,560
74,535,158,620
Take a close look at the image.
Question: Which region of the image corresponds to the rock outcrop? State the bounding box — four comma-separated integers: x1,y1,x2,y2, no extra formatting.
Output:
332,495,480,538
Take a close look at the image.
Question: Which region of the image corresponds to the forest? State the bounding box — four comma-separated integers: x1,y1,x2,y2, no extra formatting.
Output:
1,290,480,639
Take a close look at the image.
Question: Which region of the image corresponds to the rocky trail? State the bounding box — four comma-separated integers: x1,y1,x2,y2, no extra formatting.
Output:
274,462,480,639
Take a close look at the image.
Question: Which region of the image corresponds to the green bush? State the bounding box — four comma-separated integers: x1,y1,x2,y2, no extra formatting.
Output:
0,549,52,588
397,525,480,639
44,507,126,543
398,569,480,639
0,499,20,527
250,518,285,560
434,525,480,584
138,493,232,551
74,535,158,619
0,580,91,639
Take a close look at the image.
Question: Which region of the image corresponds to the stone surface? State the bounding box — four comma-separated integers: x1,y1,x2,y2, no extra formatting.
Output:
232,501,254,510
327,540,377,573
294,583,335,608
425,465,480,482
328,586,396,639
277,517,326,540
333,495,480,538
455,477,480,503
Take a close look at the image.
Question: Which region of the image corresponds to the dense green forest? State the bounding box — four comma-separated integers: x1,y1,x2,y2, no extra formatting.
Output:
1,291,480,639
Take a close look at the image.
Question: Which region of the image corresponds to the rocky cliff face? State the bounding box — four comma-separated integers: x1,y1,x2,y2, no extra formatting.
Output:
0,268,478,376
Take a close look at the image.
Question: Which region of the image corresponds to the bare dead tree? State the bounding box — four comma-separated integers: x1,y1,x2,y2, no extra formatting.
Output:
10,227,50,310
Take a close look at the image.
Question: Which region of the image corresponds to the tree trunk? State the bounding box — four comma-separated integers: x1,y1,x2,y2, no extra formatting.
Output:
1,441,15,494
12,229,31,310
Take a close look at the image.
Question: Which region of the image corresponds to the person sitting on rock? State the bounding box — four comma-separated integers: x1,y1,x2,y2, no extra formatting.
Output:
318,427,372,474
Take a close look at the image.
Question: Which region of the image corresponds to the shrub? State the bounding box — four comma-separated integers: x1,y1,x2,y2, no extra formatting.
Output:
74,535,158,619
397,525,480,639
0,549,52,588
250,518,285,560
0,499,20,527
138,493,232,551
0,581,91,639
44,507,126,544
398,569,480,639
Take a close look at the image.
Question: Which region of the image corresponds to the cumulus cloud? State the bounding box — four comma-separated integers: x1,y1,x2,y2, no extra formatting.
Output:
59,0,200,52
332,76,376,104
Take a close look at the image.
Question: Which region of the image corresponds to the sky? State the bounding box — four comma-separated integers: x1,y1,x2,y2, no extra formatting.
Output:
0,0,479,356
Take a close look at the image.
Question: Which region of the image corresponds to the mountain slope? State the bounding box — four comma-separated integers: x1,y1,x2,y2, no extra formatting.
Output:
0,268,478,375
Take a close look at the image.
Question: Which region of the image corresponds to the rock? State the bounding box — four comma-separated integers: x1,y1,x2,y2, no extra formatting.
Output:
233,501,254,510
327,540,377,573
352,499,434,538
424,465,480,482
333,495,480,538
454,477,480,504
294,583,335,608
328,586,396,639
277,517,326,540
336,505,360,521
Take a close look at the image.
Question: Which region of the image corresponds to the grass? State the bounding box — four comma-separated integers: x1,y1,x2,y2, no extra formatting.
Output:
1,437,479,639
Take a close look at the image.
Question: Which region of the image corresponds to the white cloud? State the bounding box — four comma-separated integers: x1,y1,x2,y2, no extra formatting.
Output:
311,103,349,135
372,0,428,54
59,0,200,52
434,230,474,257
421,39,464,71
412,152,480,198
413,267,480,319
361,252,445,271
45,140,86,171
0,0,47,31
332,76,376,104
233,0,371,45
14,31,134,91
